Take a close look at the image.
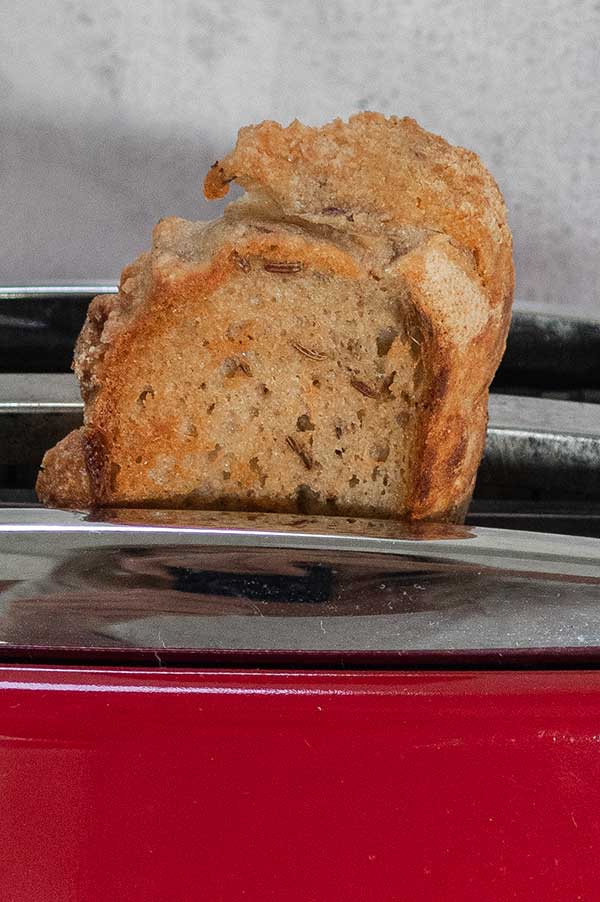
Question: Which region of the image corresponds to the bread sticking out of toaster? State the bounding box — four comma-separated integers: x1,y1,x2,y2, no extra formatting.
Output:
36,112,514,520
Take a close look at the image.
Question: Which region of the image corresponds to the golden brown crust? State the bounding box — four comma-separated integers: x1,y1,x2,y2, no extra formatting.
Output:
37,113,513,521
204,112,513,309
36,428,93,508
391,233,506,519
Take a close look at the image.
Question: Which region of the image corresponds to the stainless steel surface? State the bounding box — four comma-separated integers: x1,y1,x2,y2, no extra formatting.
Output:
497,303,600,396
0,374,81,411
0,284,118,299
0,286,109,374
490,393,600,438
0,508,599,655
476,394,600,501
511,301,600,324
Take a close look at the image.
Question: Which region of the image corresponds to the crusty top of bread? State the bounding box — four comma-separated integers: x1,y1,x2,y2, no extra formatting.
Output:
37,113,513,520
205,112,513,309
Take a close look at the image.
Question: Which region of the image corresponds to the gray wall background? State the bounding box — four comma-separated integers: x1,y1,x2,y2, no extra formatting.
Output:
1,0,599,309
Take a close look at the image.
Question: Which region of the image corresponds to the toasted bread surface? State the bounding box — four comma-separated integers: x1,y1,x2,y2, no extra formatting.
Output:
37,113,513,520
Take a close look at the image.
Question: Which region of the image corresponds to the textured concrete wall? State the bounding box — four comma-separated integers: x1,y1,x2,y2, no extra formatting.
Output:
1,0,599,309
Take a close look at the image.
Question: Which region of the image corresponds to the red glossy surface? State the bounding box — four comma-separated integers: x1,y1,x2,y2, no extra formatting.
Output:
2,666,600,901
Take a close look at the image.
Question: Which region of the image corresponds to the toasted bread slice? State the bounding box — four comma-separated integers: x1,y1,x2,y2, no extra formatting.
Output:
37,113,513,519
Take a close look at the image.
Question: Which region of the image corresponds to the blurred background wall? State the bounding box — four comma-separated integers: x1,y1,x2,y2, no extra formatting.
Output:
1,0,598,308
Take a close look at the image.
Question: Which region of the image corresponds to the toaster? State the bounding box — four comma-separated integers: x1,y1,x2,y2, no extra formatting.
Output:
1,286,599,901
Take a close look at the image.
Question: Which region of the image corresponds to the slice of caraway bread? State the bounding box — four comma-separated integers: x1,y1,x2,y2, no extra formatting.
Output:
37,113,513,520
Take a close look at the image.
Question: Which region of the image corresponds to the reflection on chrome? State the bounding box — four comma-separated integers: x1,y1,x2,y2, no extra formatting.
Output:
0,507,599,654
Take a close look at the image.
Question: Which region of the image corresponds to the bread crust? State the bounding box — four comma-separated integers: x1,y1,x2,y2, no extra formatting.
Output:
37,113,513,521
204,113,513,311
